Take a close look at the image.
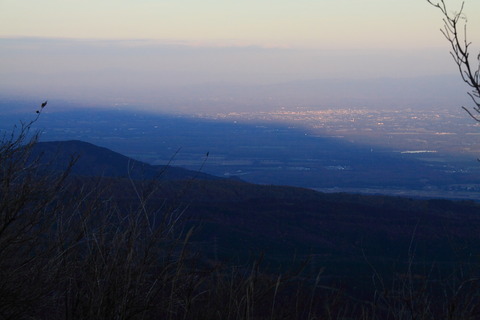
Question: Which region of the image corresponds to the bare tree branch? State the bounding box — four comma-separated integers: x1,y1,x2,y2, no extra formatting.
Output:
427,0,480,121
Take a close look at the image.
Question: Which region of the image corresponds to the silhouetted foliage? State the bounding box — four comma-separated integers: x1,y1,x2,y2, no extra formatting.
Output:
0,105,198,319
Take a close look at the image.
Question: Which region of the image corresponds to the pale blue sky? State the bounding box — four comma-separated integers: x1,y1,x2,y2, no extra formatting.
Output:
1,0,479,113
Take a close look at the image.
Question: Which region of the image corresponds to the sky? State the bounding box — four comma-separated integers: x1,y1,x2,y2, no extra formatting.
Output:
1,0,480,113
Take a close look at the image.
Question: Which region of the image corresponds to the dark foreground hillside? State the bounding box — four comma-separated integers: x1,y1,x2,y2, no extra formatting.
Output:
2,136,480,319
38,140,480,293
118,178,480,293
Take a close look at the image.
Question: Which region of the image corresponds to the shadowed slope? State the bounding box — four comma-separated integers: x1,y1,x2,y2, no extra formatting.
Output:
33,140,221,181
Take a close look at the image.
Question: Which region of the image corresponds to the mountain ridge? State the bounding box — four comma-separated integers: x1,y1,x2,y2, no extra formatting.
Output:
30,139,480,292
33,139,223,181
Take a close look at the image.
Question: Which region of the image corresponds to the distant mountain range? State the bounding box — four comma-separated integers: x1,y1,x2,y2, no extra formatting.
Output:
32,140,480,294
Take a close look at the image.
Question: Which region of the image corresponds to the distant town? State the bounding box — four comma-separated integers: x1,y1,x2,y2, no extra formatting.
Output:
209,106,480,158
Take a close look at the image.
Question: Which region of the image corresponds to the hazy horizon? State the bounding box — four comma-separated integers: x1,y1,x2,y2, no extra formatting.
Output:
1,0,480,114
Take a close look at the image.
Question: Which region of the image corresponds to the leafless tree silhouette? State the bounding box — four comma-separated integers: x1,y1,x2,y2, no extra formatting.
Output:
427,0,480,120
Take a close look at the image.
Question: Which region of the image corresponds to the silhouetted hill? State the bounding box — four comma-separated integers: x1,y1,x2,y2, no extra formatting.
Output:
32,140,480,295
33,140,221,181
96,173,480,295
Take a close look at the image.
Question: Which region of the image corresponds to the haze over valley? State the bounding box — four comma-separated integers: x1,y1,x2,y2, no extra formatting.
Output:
3,1,480,317
3,100,480,200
